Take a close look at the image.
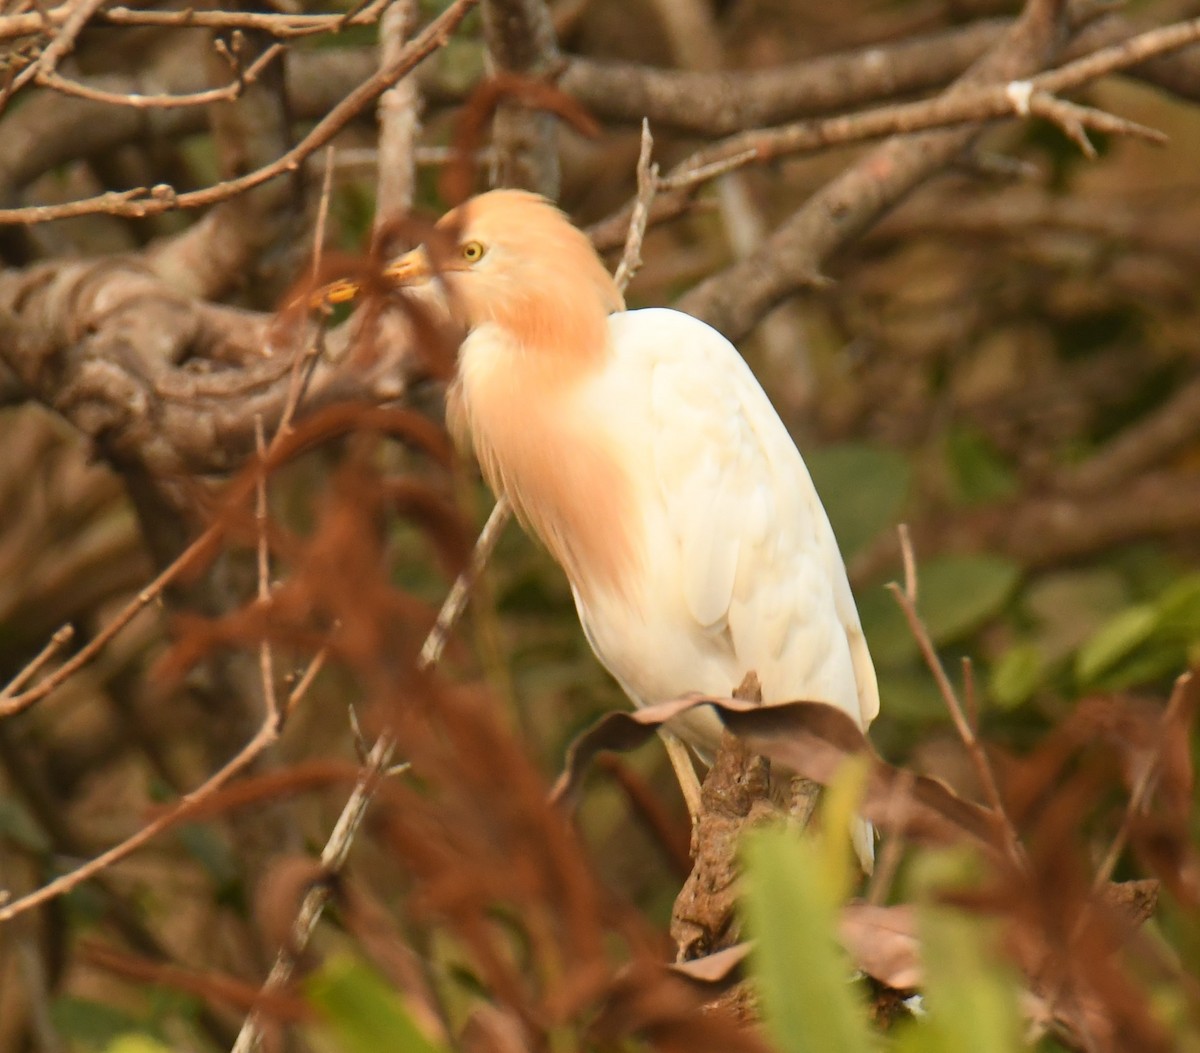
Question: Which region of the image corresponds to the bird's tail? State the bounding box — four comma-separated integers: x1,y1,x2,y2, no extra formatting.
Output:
852,817,875,875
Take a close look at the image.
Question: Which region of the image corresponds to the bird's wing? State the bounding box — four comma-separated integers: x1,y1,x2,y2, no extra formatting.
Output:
610,308,879,728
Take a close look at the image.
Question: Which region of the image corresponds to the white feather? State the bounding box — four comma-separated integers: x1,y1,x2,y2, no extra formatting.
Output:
566,308,880,867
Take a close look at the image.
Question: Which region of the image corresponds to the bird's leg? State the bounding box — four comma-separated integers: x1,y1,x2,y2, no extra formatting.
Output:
659,729,704,827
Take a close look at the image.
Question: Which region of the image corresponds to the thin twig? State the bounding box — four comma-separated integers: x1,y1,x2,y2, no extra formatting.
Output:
419,497,512,669
1092,671,1194,890
0,0,105,106
0,646,326,923
0,0,398,43
0,625,74,700
887,528,1025,870
231,497,513,1052
374,0,421,230
254,417,281,733
612,119,658,295
866,768,915,906
898,522,917,604
0,0,479,225
962,656,980,735
590,15,1200,254
0,527,222,717
32,44,283,109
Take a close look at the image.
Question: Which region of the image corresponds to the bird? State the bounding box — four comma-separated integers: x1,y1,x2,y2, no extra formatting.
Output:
385,189,880,869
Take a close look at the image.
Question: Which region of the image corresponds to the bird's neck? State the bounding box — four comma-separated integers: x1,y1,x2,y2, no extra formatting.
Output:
449,320,641,603
487,285,614,372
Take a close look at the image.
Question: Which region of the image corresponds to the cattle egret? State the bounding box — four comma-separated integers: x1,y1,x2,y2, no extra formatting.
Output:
387,190,880,869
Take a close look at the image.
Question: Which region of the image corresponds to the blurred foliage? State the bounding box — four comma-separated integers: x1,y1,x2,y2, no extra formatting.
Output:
3,0,1200,1049
307,957,450,1053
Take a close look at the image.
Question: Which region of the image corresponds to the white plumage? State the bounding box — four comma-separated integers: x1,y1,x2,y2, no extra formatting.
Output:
389,190,879,868
572,308,878,730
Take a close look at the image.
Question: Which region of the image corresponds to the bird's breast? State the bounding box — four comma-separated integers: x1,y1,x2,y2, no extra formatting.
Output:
452,325,648,606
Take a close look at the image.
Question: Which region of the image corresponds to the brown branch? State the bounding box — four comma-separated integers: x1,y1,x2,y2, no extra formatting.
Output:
592,13,1199,259
886,530,1026,872
230,495,512,1053
0,0,397,43
559,18,1008,135
374,0,421,229
852,469,1200,598
143,25,300,301
0,647,326,923
31,43,284,109
1056,374,1200,496
0,524,221,719
0,0,106,110
0,0,479,226
612,119,657,295
1092,672,1197,891
0,625,74,699
481,0,561,195
674,0,1069,340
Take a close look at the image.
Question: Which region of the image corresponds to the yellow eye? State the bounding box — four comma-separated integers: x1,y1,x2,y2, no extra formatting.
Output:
461,240,486,263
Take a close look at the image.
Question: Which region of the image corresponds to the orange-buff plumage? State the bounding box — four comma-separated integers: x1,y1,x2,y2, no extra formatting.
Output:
391,190,880,868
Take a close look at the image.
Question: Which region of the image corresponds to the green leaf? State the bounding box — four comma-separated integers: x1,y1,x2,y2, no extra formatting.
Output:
103,1037,174,1053
945,428,1017,506
1156,575,1200,640
907,908,1025,1053
857,586,919,669
989,643,1045,710
807,444,910,560
307,955,450,1053
1075,604,1159,685
741,826,872,1053
873,669,946,722
1025,569,1129,662
918,555,1021,645
52,998,146,1050
1088,644,1188,692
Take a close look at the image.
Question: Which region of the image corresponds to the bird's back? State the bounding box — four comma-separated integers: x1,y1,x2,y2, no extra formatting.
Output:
569,308,879,737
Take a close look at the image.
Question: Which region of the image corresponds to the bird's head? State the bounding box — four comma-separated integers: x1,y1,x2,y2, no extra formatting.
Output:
386,190,624,363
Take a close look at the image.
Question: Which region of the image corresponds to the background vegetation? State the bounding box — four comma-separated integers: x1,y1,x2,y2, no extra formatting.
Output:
1,0,1199,1050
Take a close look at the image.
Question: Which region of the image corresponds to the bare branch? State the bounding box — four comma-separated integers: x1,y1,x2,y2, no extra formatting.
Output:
675,0,1070,340
612,120,658,295
0,645,328,923
30,44,284,110
482,0,561,195
374,0,421,227
886,533,1026,871
0,0,397,43
231,495,513,1052
559,18,1007,135
0,0,480,226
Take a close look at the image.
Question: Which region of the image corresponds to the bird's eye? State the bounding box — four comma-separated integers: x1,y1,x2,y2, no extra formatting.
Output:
461,240,486,263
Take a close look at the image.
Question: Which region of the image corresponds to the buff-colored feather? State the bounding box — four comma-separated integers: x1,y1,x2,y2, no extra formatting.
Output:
396,189,880,870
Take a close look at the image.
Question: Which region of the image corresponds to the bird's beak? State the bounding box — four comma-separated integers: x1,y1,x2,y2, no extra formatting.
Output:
384,246,433,287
